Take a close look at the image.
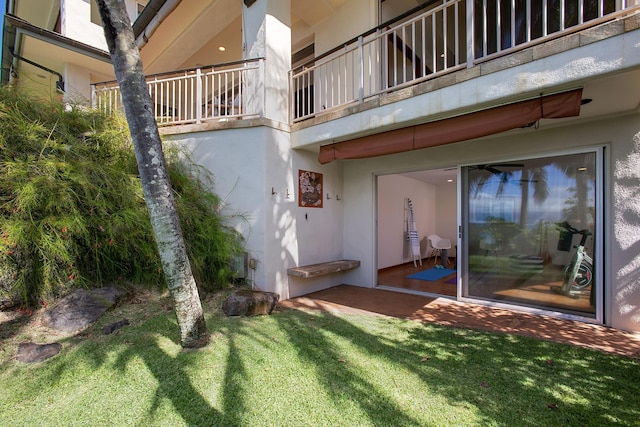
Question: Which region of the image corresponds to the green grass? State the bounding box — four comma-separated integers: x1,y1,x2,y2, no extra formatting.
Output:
1,290,638,427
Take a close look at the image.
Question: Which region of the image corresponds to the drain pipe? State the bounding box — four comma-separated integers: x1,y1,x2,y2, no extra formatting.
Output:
135,0,182,50
9,50,64,93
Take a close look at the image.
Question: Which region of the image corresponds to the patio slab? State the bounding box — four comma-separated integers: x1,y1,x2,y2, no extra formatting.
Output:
279,285,640,358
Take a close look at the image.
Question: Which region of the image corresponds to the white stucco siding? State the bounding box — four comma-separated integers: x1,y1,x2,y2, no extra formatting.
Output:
165,126,345,300
263,127,298,299
164,127,268,291
286,151,345,298
243,0,291,125
312,0,377,56
63,63,92,104
610,120,640,332
340,113,640,332
60,0,108,51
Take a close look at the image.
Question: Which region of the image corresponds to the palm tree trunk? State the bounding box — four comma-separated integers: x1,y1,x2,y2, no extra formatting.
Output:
96,0,209,348
519,170,530,227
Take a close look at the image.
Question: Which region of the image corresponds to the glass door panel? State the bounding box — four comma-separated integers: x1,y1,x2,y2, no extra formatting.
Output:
464,151,597,316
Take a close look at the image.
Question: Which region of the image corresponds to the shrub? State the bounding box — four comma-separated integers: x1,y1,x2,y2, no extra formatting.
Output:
0,86,243,306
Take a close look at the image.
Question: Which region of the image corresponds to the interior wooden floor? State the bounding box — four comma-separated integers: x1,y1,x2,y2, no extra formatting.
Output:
377,258,595,316
377,258,457,297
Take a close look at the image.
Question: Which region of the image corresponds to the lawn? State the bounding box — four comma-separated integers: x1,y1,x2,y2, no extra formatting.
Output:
1,289,638,426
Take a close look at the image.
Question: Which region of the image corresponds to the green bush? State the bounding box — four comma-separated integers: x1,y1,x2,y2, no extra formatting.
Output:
0,86,243,306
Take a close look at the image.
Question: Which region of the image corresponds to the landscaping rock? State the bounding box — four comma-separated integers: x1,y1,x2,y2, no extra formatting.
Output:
222,289,279,316
103,319,130,335
16,342,62,363
42,287,125,333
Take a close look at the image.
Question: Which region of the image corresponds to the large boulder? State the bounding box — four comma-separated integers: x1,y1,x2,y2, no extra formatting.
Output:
16,342,62,363
42,287,126,333
222,289,279,316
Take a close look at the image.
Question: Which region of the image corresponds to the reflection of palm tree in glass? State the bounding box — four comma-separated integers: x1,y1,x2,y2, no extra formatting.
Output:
469,166,550,229
553,154,596,229
562,168,595,229
518,168,549,228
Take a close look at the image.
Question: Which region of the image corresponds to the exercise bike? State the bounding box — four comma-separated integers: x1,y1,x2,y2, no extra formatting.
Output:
552,222,593,299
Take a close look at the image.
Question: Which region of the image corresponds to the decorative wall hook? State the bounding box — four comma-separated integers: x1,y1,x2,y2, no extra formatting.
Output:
286,188,291,199
271,187,277,195
336,194,341,201
326,193,331,200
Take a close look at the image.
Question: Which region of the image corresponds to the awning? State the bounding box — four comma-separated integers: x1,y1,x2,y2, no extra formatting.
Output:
318,88,583,164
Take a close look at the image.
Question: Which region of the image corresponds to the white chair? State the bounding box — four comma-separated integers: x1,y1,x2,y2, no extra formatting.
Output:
428,234,452,267
479,236,501,256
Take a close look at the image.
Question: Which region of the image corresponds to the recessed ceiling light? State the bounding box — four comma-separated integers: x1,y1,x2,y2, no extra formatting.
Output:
447,179,454,183
218,46,226,52
577,167,588,171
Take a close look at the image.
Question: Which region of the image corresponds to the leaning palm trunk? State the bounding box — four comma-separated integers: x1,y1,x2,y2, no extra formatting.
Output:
96,0,208,347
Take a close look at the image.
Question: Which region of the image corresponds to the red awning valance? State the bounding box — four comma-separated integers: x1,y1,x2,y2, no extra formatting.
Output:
318,89,583,164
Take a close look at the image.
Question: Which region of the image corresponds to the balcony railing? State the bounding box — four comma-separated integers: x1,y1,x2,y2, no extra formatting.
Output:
92,58,264,126
291,0,639,122
92,2,638,127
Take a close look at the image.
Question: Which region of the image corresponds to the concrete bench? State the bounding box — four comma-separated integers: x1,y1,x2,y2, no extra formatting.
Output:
287,260,360,278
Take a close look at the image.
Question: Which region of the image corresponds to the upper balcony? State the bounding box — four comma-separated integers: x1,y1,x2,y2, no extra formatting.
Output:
93,58,264,128
92,0,640,129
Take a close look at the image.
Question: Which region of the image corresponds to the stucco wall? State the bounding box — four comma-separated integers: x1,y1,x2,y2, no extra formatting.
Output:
312,0,377,56
63,63,91,104
286,150,344,298
61,0,108,50
165,127,268,291
165,125,344,300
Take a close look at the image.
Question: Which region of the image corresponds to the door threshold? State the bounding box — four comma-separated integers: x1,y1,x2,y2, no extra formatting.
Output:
376,284,456,301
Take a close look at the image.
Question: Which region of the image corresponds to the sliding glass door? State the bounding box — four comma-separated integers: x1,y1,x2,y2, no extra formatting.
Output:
462,150,601,317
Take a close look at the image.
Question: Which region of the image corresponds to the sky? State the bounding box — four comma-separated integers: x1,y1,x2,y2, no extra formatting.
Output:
0,1,5,50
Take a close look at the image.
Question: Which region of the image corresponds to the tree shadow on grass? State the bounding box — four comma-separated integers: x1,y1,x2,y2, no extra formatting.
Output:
272,308,640,426
2,302,226,426
272,311,425,426
111,336,221,425
3,294,638,426
219,335,247,426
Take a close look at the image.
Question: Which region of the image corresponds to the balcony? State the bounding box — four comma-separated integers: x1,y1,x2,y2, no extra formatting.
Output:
92,58,264,127
93,1,639,128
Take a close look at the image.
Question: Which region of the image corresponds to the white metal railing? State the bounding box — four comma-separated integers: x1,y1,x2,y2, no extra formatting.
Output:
475,0,639,61
291,0,639,122
291,0,467,122
93,58,264,126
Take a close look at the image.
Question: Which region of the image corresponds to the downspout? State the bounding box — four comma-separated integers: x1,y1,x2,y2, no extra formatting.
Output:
135,0,182,49
6,0,15,15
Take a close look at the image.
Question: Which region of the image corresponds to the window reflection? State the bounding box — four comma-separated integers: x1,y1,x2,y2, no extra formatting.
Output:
466,152,596,316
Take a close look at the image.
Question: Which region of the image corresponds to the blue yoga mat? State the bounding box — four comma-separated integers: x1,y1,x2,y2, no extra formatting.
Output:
406,268,456,281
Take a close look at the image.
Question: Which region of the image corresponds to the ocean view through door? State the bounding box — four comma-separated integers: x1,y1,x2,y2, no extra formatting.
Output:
462,150,601,318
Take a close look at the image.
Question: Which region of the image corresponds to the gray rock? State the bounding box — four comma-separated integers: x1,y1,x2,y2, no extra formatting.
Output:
16,342,62,363
42,287,125,332
103,319,130,335
222,289,279,316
